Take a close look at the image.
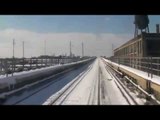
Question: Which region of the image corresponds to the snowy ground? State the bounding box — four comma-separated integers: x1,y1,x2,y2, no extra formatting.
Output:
99,59,128,105
0,58,91,85
1,57,146,105
60,58,99,105
45,58,130,105
1,61,92,105
103,58,160,85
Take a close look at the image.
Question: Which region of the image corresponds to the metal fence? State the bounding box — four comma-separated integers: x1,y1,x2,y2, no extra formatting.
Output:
109,57,160,77
0,56,87,77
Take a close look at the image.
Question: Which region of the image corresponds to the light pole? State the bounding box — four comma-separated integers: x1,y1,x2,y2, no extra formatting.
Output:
12,39,15,76
70,41,72,57
111,43,114,66
44,39,46,56
22,41,24,70
82,42,84,57
44,40,47,66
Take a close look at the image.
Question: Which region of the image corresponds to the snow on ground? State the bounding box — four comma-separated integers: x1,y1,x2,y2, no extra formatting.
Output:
0,64,61,85
2,57,137,105
2,61,92,105
0,59,91,85
99,59,129,105
51,58,129,105
60,59,99,105
103,58,160,85
43,63,94,105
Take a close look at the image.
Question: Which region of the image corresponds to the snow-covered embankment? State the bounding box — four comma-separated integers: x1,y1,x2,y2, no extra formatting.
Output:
0,58,95,95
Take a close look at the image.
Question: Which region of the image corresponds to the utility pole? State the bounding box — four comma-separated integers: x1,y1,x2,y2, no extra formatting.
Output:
44,40,47,66
111,43,114,67
82,42,84,57
12,39,15,76
70,41,72,57
112,44,114,56
23,41,24,58
22,41,24,70
44,39,46,56
13,39,15,59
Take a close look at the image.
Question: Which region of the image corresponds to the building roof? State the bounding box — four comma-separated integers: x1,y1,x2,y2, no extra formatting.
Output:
114,34,142,52
114,32,160,52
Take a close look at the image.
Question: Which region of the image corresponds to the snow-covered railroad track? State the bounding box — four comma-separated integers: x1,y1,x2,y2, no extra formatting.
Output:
45,63,94,105
103,61,138,105
97,66,101,105
1,61,94,105
12,68,75,105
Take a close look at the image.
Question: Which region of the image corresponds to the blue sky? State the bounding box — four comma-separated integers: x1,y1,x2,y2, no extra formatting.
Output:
0,15,159,34
0,15,160,58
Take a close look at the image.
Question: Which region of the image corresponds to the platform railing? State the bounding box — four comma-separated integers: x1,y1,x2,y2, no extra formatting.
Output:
109,56,160,77
0,56,90,77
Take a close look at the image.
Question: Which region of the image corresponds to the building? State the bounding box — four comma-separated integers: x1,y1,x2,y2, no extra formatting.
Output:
114,25,160,57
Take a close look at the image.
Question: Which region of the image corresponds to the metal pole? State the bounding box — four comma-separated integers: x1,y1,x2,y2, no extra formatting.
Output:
70,41,72,57
44,39,46,56
112,44,114,56
12,39,15,76
23,41,24,58
23,41,24,70
82,42,84,57
13,39,15,59
111,44,114,66
44,40,47,67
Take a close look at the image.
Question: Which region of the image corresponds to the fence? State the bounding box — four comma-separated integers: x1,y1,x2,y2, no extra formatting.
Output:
109,57,160,77
0,56,87,77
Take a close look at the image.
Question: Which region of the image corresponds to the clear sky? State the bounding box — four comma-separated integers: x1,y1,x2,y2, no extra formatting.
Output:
0,15,159,58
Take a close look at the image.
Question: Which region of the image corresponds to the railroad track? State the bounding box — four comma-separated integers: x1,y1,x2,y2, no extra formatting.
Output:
46,62,94,105
1,61,93,105
98,60,101,105
12,68,75,105
87,58,106,105
98,65,112,105
87,62,99,105
103,60,138,105
102,58,160,105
